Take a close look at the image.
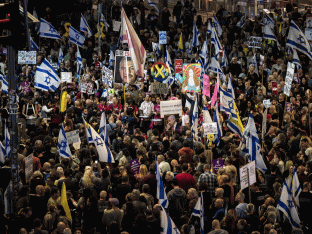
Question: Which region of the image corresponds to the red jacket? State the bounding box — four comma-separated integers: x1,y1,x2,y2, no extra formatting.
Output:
175,172,196,193
178,147,194,163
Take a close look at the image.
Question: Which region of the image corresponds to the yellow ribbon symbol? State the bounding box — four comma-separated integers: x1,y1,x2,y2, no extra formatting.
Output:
207,134,215,146
154,64,165,78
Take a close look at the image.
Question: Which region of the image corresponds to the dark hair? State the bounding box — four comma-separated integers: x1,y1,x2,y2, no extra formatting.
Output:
182,163,188,171
122,174,129,183
64,168,72,178
171,178,179,186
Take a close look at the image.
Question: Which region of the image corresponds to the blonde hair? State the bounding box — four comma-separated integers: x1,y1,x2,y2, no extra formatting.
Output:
225,165,237,185
82,167,94,189
139,164,148,177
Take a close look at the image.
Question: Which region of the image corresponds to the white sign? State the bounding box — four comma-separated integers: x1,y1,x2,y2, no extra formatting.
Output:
160,100,182,118
263,99,271,109
65,130,80,145
18,51,36,64
305,28,312,41
115,50,130,57
86,82,94,95
79,81,87,93
102,66,113,88
239,161,256,190
247,37,263,49
61,72,72,83
159,31,167,44
284,62,295,96
203,122,218,135
113,21,121,32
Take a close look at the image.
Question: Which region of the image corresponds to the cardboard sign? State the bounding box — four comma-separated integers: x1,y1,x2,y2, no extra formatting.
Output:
151,82,169,95
61,72,72,83
263,99,271,109
130,158,140,174
203,122,218,135
203,74,210,97
160,100,182,118
65,130,80,145
247,36,263,49
175,59,183,74
159,31,167,44
239,161,256,190
284,62,295,96
212,159,223,174
113,20,121,32
18,51,36,64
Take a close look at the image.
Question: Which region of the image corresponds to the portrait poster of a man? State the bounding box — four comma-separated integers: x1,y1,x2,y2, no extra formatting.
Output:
114,56,137,84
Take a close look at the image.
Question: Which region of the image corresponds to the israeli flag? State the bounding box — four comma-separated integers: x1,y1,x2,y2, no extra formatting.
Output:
108,50,114,68
200,39,208,59
39,18,61,40
263,24,281,49
164,76,175,87
98,112,107,141
58,47,64,69
35,59,61,92
58,125,72,158
213,13,222,37
192,192,204,234
242,113,267,173
227,74,235,98
69,26,86,48
85,119,115,163
156,157,168,208
277,176,301,230
4,121,10,158
192,22,200,48
100,13,110,32
250,53,259,74
207,21,212,34
287,20,312,60
148,0,160,13
211,27,222,55
292,49,302,70
77,47,82,77
101,89,108,98
208,55,224,81
213,102,222,146
291,167,302,206
80,13,93,37
0,141,5,164
191,93,199,139
165,48,174,77
0,75,8,94
261,14,275,29
160,206,181,234
30,37,39,51
237,15,245,28
203,106,212,123
221,46,228,67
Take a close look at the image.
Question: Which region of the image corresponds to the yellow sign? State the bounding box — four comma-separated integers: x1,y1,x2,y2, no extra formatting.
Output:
207,134,215,146
94,22,105,38
64,22,71,37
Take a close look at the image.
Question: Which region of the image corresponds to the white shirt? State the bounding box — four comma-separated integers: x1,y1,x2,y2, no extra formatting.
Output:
140,101,154,116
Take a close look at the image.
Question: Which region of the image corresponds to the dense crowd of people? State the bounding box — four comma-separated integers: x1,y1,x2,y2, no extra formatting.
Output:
1,0,312,234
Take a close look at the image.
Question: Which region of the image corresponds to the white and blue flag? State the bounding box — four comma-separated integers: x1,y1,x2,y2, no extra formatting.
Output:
58,125,72,158
291,167,302,206
227,74,235,98
160,207,181,234
250,53,259,74
277,174,301,230
58,47,64,69
148,0,160,13
77,47,82,77
242,113,267,173
108,49,114,68
4,121,10,158
192,22,200,48
80,13,93,37
34,59,61,92
210,27,222,55
207,21,212,34
165,48,174,77
69,26,86,47
85,119,115,163
30,37,39,51
100,13,110,32
287,20,312,61
237,15,246,28
292,49,302,70
213,13,222,37
263,24,281,49
200,39,208,59
221,46,228,67
156,157,168,208
208,55,224,82
0,141,5,164
0,75,8,94
101,89,108,98
261,14,275,29
39,18,61,40
213,103,222,146
191,93,199,139
192,193,204,234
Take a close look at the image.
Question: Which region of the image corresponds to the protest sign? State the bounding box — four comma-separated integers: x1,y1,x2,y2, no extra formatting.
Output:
263,99,271,109
18,51,36,64
247,37,262,49
151,82,169,95
86,82,94,95
203,122,218,135
182,63,201,92
79,81,87,93
61,72,72,83
147,52,155,62
212,159,223,174
159,31,167,44
239,161,256,190
65,130,80,145
286,102,293,112
113,20,121,32
130,158,140,174
102,66,113,87
284,62,295,96
160,100,182,118
306,14,312,28
203,74,210,97
175,59,183,74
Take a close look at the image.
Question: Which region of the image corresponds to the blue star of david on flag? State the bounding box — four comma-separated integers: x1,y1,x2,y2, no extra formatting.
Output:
297,35,306,45
60,140,67,150
95,136,103,146
45,77,51,85
39,18,61,40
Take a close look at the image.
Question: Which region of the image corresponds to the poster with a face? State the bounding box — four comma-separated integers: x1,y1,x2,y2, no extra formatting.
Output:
164,114,180,132
114,55,137,84
182,63,201,92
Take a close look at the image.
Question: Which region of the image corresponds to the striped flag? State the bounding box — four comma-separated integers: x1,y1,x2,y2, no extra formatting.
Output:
121,8,146,77
191,93,199,139
213,102,222,146
156,157,168,208
213,13,222,37
192,193,204,234
4,121,10,158
192,22,200,48
80,13,93,37
160,206,181,234
58,125,72,158
39,18,61,40
30,37,38,51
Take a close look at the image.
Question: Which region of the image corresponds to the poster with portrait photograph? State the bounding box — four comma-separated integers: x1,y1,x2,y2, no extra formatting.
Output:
114,55,137,84
182,63,201,92
164,114,181,132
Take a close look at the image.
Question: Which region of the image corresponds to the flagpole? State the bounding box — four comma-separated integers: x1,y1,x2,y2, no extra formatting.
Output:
98,4,102,58
308,90,311,136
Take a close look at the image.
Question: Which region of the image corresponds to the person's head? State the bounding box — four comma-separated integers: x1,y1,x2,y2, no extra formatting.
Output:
203,164,211,172
109,198,119,207
100,190,107,200
120,57,136,84
215,187,224,197
187,188,198,200
235,192,245,203
157,155,165,163
167,115,176,126
56,222,66,233
171,178,179,187
214,198,224,209
36,185,45,196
